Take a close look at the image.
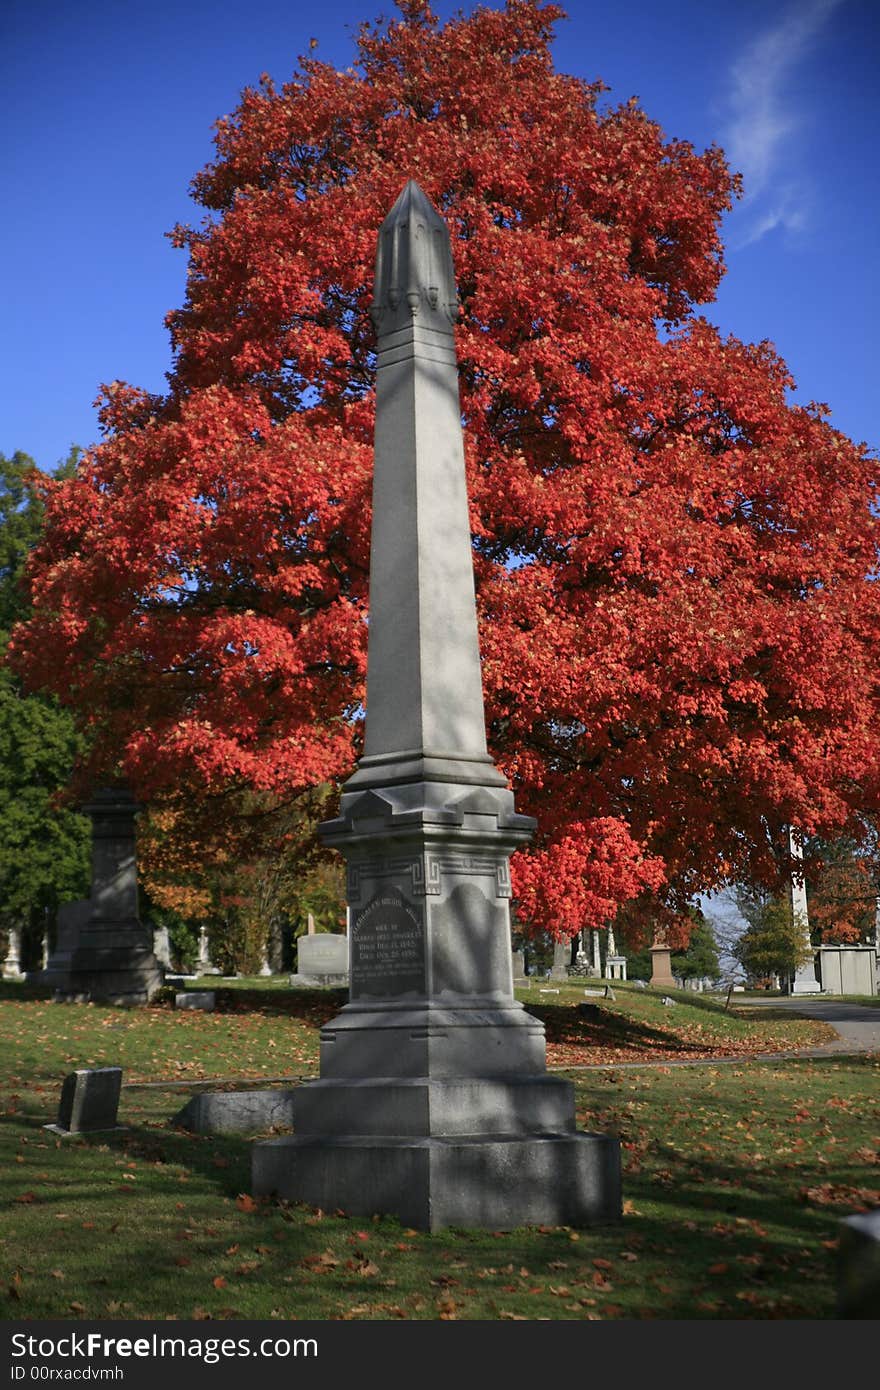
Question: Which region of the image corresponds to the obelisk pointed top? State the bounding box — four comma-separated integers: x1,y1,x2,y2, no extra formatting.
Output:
370,180,458,338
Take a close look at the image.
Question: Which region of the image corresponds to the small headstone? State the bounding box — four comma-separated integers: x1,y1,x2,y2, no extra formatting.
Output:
661,996,675,1007
46,1067,123,1135
172,1088,296,1136
175,991,215,1011
511,950,526,980
837,1209,880,1318
291,932,348,985
632,979,647,990
604,984,616,1000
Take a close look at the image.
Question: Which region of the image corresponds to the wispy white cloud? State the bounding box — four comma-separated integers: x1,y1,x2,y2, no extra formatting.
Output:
723,0,845,247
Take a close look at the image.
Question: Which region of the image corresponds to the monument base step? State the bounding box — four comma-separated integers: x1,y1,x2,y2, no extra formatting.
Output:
292,1074,576,1137
252,1131,621,1231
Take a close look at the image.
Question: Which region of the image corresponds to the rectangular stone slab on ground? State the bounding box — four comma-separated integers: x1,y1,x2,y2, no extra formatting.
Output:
251,182,621,1231
173,1088,296,1135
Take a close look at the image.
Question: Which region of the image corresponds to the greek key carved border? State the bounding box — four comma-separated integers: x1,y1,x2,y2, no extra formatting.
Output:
347,851,513,902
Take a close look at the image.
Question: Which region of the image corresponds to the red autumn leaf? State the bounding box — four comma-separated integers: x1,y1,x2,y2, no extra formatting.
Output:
235,1194,258,1213
212,1276,227,1290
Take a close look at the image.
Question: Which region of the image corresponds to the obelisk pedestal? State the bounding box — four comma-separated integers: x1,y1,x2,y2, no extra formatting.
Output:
253,182,620,1230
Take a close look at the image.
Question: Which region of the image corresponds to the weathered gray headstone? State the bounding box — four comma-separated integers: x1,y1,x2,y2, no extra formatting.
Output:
173,1088,296,1135
592,928,602,976
837,1209,880,1318
175,991,215,1011
549,940,570,980
46,1067,123,1135
511,950,526,980
252,183,621,1232
42,788,162,1004
292,932,348,984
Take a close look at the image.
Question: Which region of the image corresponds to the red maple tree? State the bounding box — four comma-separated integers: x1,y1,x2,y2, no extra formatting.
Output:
11,0,879,944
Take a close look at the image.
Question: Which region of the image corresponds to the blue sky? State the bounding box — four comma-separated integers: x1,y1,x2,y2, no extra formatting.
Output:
2,0,877,473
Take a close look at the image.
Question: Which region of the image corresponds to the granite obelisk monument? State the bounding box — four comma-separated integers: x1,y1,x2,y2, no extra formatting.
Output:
252,182,621,1229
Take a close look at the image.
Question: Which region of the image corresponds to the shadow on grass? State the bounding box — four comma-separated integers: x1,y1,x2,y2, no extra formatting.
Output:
527,1001,705,1056
161,986,347,1027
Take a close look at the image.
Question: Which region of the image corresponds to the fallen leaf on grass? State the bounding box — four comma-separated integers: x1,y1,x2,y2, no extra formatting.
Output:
302,1251,340,1272
235,1194,258,1213
212,1277,227,1290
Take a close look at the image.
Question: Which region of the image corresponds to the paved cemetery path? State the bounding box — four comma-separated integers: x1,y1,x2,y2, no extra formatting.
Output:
738,996,880,1057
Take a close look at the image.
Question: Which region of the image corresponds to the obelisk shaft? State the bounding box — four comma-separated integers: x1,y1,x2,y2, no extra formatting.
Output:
348,179,502,790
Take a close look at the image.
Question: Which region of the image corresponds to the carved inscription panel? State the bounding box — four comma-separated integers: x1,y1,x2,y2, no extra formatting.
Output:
351,888,426,998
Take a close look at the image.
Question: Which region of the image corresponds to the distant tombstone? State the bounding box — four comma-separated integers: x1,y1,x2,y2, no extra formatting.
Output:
2,926,23,980
549,940,570,980
175,991,215,1011
47,1067,123,1135
511,950,526,981
258,942,273,977
632,979,648,990
650,938,675,988
291,932,349,985
42,787,162,1004
196,925,220,975
153,924,173,970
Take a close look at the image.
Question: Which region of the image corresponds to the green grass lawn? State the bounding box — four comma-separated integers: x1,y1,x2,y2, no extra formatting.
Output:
1,982,876,1320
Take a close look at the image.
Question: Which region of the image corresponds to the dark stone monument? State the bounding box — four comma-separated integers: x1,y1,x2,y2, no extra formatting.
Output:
252,182,621,1230
43,787,163,1004
46,1066,123,1135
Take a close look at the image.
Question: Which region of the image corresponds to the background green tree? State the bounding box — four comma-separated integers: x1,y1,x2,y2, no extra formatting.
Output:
732,886,814,988
0,450,89,966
